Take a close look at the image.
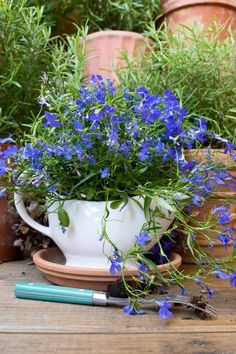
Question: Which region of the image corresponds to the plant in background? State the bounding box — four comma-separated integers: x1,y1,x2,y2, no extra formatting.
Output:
116,22,236,143
0,0,51,137
42,26,87,103
26,0,161,34
1,76,236,318
0,0,87,138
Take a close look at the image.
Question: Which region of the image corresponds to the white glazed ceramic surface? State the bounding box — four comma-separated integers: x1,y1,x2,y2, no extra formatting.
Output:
14,194,175,269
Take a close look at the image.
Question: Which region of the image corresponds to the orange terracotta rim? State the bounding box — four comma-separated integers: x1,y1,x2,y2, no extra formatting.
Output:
197,239,234,247
85,30,147,41
184,148,236,168
162,0,236,15
33,247,182,278
184,148,236,158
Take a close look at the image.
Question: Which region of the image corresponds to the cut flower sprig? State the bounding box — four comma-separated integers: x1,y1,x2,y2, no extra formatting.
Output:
1,75,236,319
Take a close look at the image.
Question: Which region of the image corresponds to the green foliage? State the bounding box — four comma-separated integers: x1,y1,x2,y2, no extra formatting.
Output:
40,27,88,106
27,0,161,34
0,0,87,138
116,22,236,142
0,0,51,137
58,206,70,227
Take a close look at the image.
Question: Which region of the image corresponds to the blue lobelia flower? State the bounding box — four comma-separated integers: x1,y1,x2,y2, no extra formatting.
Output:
0,160,7,175
3,145,18,159
109,248,122,275
39,95,51,108
155,299,173,320
218,212,231,225
0,189,6,198
135,231,150,247
212,205,228,214
100,167,110,179
179,285,189,296
43,111,61,128
123,305,146,315
136,262,148,280
217,234,230,248
0,136,15,144
229,271,236,287
205,286,215,298
212,269,229,280
194,278,203,287
73,121,84,132
234,239,236,249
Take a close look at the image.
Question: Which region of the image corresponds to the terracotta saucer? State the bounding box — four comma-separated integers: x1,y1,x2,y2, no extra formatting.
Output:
33,247,182,291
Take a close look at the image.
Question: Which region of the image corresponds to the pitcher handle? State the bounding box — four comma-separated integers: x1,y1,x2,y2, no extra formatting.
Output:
14,192,52,238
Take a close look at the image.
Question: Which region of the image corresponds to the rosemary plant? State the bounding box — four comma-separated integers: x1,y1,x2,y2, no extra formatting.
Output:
0,0,51,136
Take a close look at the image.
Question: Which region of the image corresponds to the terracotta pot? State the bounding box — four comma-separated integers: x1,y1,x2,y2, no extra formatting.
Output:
0,198,22,262
83,30,149,84
179,149,236,263
185,149,236,194
33,247,182,290
176,224,234,263
161,0,236,40
0,144,22,262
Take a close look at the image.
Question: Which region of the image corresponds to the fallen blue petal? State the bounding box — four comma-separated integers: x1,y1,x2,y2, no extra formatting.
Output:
123,305,146,315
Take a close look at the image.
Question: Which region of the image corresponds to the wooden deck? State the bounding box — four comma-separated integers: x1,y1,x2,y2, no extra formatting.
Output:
1,259,236,354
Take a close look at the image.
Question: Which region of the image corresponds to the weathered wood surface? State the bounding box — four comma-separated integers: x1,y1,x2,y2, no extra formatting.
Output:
0,259,236,354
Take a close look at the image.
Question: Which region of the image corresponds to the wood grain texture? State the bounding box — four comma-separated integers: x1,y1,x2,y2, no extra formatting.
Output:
0,333,236,354
1,259,236,353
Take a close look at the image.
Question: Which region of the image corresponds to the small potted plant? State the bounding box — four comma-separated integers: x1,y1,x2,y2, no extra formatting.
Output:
1,74,236,316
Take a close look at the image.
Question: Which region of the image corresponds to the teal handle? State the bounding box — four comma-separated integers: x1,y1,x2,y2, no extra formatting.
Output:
15,282,94,305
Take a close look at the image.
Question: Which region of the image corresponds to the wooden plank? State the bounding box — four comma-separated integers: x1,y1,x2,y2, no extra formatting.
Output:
0,333,235,354
1,259,236,334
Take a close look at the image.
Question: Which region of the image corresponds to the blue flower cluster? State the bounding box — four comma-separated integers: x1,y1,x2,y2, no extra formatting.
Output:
211,205,235,249
0,75,235,204
123,299,173,320
212,269,236,287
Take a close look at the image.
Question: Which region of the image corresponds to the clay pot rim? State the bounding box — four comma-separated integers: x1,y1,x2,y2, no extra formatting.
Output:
184,148,236,168
86,30,147,41
197,238,234,247
33,247,182,277
185,148,235,153
162,0,236,15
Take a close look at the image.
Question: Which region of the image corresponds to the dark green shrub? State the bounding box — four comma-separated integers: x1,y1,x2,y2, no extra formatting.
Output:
27,0,161,34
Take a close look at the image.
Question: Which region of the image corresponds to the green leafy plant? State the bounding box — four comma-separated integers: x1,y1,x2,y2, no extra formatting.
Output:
116,22,236,142
40,26,88,105
27,0,161,34
0,0,51,137
0,0,87,138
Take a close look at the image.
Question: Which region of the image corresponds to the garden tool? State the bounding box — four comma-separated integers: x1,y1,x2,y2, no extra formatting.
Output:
15,281,217,318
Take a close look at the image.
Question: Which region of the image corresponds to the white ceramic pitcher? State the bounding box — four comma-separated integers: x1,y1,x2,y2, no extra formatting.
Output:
14,194,175,269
